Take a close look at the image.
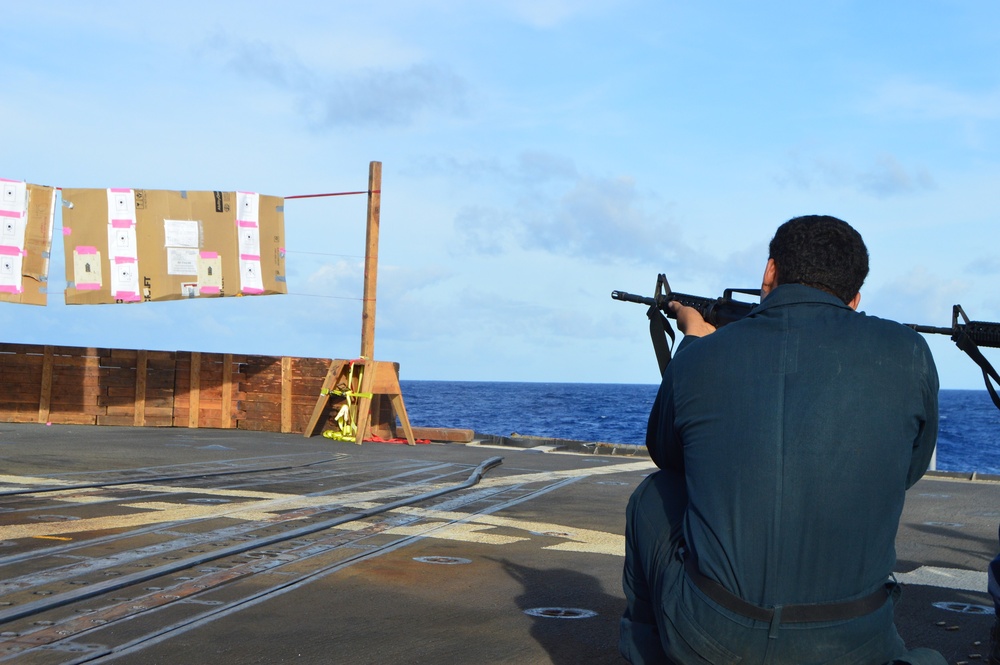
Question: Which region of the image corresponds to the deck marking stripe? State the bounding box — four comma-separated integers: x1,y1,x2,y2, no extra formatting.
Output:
0,462,652,541
895,566,989,592
382,505,626,556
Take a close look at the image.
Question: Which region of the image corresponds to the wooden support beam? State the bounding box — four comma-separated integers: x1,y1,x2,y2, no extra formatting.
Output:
352,360,377,445
221,353,234,428
281,356,292,433
188,351,201,428
37,346,54,424
411,427,475,443
134,350,147,427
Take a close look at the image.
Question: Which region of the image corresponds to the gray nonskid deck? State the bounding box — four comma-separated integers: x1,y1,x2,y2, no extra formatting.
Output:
0,423,995,663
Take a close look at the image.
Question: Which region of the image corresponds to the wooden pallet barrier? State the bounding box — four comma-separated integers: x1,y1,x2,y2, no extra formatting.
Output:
0,342,393,436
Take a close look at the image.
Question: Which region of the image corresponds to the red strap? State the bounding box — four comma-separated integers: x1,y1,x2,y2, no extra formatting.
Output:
365,434,431,445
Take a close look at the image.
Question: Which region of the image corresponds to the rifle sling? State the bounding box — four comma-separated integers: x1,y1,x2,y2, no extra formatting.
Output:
647,305,674,377
953,331,1000,410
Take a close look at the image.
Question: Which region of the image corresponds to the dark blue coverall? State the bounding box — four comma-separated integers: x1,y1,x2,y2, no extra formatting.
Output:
621,284,944,664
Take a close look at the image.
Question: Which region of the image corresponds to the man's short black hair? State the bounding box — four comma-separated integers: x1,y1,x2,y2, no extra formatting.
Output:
768,215,869,305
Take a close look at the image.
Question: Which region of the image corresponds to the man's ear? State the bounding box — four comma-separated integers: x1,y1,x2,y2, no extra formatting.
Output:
761,258,778,296
848,292,861,311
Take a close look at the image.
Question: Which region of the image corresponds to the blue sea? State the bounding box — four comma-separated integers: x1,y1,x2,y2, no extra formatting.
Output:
400,383,1000,475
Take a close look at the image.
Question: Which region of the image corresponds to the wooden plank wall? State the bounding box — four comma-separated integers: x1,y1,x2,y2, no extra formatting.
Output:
0,343,332,434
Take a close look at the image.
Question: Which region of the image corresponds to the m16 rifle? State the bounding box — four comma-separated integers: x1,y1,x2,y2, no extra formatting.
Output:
610,273,760,376
906,305,1000,410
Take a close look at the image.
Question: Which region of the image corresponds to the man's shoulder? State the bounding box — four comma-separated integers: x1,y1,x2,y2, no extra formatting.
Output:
850,311,931,347
681,304,932,357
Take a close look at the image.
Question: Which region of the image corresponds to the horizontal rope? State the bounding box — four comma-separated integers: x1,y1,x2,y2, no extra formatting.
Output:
283,250,365,259
285,190,380,200
286,293,375,301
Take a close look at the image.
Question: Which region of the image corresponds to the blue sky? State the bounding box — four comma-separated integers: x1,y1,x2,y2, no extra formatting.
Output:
3,1,999,389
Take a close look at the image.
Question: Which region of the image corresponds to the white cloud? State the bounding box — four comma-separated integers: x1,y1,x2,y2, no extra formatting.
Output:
450,154,689,265
864,266,970,325
777,152,936,198
965,256,1000,276
204,33,469,129
305,260,365,295
865,80,1000,121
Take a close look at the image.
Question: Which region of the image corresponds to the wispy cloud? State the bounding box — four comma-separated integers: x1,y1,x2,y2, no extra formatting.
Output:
865,80,1000,121
865,266,969,324
304,259,364,295
965,256,1000,276
204,33,468,129
777,152,935,198
407,151,579,184
451,155,687,265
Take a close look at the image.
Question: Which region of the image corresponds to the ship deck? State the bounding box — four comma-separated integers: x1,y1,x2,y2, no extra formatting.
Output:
0,423,996,664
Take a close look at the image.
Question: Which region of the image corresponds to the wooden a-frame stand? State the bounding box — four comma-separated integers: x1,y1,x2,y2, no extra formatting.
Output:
302,358,415,444
303,162,415,444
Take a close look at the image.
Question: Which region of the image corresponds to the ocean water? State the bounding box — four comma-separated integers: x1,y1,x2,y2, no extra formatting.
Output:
400,382,1000,475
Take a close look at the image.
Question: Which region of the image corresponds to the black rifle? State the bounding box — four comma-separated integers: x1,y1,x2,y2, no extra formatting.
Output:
611,274,760,376
906,305,1000,410
614,274,1000,410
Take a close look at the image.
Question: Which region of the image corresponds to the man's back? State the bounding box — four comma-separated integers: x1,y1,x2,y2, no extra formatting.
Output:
648,284,939,607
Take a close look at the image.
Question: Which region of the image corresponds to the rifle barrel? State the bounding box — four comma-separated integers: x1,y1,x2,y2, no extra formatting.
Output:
906,324,953,336
611,290,656,307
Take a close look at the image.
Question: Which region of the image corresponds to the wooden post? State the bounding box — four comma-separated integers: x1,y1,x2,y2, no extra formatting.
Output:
37,346,54,424
360,161,381,359
134,350,147,427
188,351,201,428
281,356,293,433
221,353,234,428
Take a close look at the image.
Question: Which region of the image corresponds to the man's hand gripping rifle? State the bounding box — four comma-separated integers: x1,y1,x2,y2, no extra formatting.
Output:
611,273,760,377
907,305,1000,410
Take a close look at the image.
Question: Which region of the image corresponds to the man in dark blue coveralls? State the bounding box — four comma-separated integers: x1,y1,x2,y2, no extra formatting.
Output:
620,216,945,664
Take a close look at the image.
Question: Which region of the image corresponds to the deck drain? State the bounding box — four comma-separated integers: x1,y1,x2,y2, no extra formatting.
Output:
187,498,230,504
932,602,993,615
28,515,80,522
413,556,471,565
922,522,963,528
597,481,628,486
524,607,597,619
531,531,573,538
